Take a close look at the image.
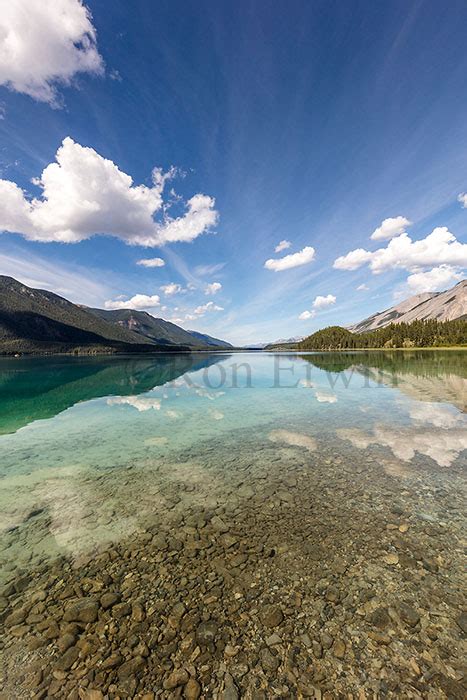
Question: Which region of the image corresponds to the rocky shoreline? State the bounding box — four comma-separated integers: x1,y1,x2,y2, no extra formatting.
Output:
1,433,466,698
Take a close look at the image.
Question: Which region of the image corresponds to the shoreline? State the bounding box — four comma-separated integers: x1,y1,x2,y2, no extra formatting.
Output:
267,345,467,352
1,345,466,358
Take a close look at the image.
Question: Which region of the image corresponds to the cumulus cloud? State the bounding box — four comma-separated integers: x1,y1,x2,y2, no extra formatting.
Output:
370,216,411,241
205,282,222,295
334,228,467,274
458,193,467,208
275,239,291,253
299,310,316,320
357,283,369,291
0,0,104,105
160,283,182,296
406,265,463,294
333,248,373,271
104,293,160,310
299,294,336,320
137,257,165,268
264,246,315,272
0,137,218,247
312,294,336,309
194,301,224,316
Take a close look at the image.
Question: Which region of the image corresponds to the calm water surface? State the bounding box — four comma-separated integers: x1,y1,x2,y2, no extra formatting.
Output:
1,351,466,697
0,351,466,572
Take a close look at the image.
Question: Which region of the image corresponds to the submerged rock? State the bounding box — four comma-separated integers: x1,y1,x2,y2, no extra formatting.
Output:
63,598,99,624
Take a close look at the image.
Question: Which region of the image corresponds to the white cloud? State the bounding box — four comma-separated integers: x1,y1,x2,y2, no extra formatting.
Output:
264,246,315,272
458,193,467,208
299,294,336,320
160,283,182,296
334,228,467,274
0,137,218,247
0,0,104,105
104,293,160,310
275,239,291,253
370,216,411,241
334,248,373,271
357,283,369,291
194,301,224,316
312,294,336,309
406,265,463,294
137,257,165,268
299,310,316,320
205,282,222,295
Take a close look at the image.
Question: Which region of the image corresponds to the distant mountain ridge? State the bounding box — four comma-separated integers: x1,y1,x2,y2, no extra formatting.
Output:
187,330,233,348
349,280,467,333
88,308,205,348
0,276,231,354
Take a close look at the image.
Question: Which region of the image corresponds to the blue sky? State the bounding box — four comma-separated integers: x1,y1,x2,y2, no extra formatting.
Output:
0,0,466,344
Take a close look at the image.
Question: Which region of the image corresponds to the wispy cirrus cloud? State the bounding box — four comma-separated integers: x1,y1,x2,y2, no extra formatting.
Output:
194,262,226,276
0,247,112,305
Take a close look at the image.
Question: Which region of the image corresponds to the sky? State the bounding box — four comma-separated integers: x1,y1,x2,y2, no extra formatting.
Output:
0,0,467,345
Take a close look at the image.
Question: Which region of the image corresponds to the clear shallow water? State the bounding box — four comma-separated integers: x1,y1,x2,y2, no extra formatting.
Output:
0,351,466,573
1,351,466,697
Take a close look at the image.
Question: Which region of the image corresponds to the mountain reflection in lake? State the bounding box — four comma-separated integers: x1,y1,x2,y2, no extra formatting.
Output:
1,352,465,698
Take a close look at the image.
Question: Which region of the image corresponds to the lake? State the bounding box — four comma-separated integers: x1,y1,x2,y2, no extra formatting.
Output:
1,351,466,697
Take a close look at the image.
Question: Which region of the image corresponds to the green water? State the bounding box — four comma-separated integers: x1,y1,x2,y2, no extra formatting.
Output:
0,351,466,577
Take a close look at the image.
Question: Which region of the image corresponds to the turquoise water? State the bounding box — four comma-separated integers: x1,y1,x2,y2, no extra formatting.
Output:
0,351,466,577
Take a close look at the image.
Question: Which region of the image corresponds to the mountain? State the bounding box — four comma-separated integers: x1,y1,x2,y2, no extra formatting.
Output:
272,335,305,344
244,337,304,350
187,330,233,348
0,276,190,354
349,280,467,333
88,308,206,348
299,319,467,350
